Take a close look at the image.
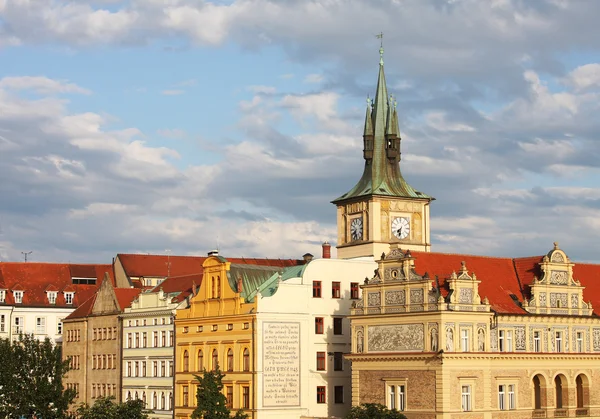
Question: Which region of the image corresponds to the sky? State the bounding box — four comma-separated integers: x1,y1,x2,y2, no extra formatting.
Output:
1,0,600,264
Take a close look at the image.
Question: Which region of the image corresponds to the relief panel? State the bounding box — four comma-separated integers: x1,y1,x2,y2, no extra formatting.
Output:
367,324,424,352
550,271,568,285
385,290,405,305
515,326,526,351
458,288,473,304
410,289,424,304
367,292,381,307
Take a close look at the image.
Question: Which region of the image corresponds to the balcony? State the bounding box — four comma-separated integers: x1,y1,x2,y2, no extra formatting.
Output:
576,408,589,417
532,410,546,418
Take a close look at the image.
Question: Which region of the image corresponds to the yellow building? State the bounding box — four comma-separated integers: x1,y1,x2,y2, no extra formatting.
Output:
174,253,301,418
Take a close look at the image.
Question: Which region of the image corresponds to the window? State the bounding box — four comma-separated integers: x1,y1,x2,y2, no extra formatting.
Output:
576,331,584,352
498,385,506,410
533,375,542,409
153,392,157,409
555,331,563,352
389,385,396,410
243,322,249,330
334,352,343,371
313,281,322,298
161,392,166,410
153,331,158,347
533,331,541,352
161,361,166,377
576,375,586,408
161,331,166,347
56,319,62,335
334,386,344,404
13,317,24,335
13,291,23,304
316,386,326,404
508,385,515,410
351,282,359,299
183,386,189,407
243,348,250,371
242,386,250,409
387,384,406,411
153,361,157,377
0,290,5,303
461,329,469,352
212,324,218,332
169,331,174,346
332,281,341,298
461,385,472,411
197,350,204,371
555,376,564,408
142,332,147,348
142,361,147,377
183,350,189,372
197,325,203,332
333,318,343,335
226,386,233,408
499,330,513,352
64,292,74,304
169,360,174,377
212,349,219,370
227,349,234,372
316,352,326,371
127,361,132,377
0,315,4,333
47,291,57,304
227,323,233,331
315,317,324,334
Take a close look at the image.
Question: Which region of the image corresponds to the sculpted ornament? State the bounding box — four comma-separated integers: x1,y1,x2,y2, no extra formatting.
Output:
367,324,424,352
356,329,364,353
477,328,485,351
430,328,438,351
445,328,454,352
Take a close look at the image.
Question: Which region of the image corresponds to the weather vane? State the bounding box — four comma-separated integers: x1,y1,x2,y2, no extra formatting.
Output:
376,32,384,65
376,32,383,47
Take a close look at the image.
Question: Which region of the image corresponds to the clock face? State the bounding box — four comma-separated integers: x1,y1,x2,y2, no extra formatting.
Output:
391,217,410,240
350,217,363,241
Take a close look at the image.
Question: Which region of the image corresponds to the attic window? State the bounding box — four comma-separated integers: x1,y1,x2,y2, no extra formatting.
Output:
47,291,57,305
13,291,23,304
72,277,96,285
0,290,5,303
64,292,74,305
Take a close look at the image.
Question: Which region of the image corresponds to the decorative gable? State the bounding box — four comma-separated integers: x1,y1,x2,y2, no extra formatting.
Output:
446,261,490,312
524,242,592,316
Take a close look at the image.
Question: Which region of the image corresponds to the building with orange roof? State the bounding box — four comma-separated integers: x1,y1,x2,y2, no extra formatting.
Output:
343,47,600,419
62,274,142,406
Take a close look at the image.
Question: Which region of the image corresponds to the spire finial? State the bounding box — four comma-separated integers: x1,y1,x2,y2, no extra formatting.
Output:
366,95,372,107
376,32,384,65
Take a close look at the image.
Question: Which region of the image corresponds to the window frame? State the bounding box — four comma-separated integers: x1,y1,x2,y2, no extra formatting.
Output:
316,386,326,404
533,330,541,352
315,317,324,334
385,380,407,412
316,351,326,371
334,385,344,404
333,351,343,371
333,317,343,335
461,384,472,412
460,329,470,352
332,281,341,298
350,282,359,299
312,281,322,298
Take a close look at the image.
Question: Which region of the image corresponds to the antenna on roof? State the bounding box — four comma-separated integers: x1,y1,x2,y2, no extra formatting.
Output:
21,251,32,262
165,249,171,279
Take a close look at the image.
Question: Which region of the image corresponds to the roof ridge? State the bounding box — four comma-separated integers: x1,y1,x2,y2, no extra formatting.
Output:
414,251,514,260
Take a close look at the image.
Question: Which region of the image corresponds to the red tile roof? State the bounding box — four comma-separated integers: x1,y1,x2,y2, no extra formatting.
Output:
411,252,600,316
117,254,205,278
0,262,113,307
115,288,144,311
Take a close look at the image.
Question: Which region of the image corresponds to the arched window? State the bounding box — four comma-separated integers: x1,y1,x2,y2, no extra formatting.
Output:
161,392,166,410
217,276,221,298
211,277,215,298
169,392,173,410
142,392,146,408
576,374,589,409
533,375,544,410
227,348,234,372
243,348,250,371
555,375,568,409
212,349,219,370
183,350,189,372
134,391,138,400
127,391,131,401
153,392,157,409
197,350,204,371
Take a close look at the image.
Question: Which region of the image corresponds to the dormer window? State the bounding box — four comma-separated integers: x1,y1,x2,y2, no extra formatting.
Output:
47,291,58,305
64,292,74,305
13,291,23,304
0,290,5,303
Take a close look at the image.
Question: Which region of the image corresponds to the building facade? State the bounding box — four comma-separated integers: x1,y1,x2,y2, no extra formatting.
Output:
121,276,196,419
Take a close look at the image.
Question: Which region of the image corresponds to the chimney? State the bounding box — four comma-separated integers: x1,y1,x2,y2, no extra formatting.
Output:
207,250,219,257
322,241,331,259
302,253,314,264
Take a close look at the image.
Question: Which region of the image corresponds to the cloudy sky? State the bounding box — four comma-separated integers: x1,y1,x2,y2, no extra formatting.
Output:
1,0,600,264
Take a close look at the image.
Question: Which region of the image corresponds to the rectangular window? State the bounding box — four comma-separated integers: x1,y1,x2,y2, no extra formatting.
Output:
153,331,158,347
508,384,515,410
334,386,344,404
242,386,250,409
135,332,139,348
162,331,166,346
56,319,63,335
334,352,343,371
313,281,322,298
0,315,5,333
499,330,513,352
315,317,324,334
499,384,516,410
533,331,541,352
169,331,174,346
0,290,5,303
461,329,469,352
316,352,326,371
316,386,326,404
461,385,472,411
153,361,157,377
398,385,406,411
506,330,513,351
389,385,396,410
332,281,341,298
333,318,343,335
183,386,189,407
65,292,73,304
13,317,24,335
48,292,57,304
498,385,506,410
556,331,563,352
226,386,233,409
14,291,23,304
351,282,359,299
576,331,584,352
142,332,147,348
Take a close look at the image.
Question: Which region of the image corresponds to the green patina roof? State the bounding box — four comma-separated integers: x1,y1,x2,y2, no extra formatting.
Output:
226,263,285,302
332,49,433,203
244,264,309,302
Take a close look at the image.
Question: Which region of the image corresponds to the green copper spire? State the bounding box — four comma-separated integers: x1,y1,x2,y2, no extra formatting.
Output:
332,46,433,204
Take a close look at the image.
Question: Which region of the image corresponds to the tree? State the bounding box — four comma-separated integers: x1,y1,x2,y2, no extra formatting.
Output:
191,367,248,419
75,396,148,419
0,334,76,419
345,403,408,419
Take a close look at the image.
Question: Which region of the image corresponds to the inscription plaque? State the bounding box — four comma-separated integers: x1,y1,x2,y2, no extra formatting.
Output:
262,322,301,407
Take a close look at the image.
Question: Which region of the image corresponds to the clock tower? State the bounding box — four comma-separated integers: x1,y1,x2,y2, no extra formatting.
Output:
332,46,433,259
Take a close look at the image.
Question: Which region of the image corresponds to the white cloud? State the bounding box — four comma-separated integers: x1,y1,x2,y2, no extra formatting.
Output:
281,92,338,122
246,85,276,94
565,63,600,91
0,76,91,95
157,128,186,139
425,111,476,132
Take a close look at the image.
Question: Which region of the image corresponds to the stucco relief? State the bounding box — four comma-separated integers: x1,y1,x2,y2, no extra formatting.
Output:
550,293,568,308
355,327,364,353
428,291,438,304
490,329,498,351
551,252,565,263
571,294,579,308
550,271,568,285
385,290,405,305
410,289,424,304
430,327,438,351
593,329,600,352
458,288,473,304
384,268,404,281
515,326,526,351
445,328,454,351
540,293,547,307
367,324,424,352
367,292,381,307
477,328,485,351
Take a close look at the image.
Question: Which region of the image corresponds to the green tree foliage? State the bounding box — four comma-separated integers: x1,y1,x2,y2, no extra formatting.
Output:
191,366,248,419
345,403,408,419
0,334,76,419
75,396,148,419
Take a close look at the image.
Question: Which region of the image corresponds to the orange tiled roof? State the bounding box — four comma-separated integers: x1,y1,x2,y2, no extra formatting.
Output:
411,252,600,316
0,262,113,307
117,254,205,278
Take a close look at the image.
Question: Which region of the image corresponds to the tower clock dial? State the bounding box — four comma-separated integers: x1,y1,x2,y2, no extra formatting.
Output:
350,217,363,241
391,217,410,240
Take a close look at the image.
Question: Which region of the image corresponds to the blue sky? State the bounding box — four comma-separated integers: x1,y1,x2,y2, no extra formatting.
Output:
1,0,600,263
